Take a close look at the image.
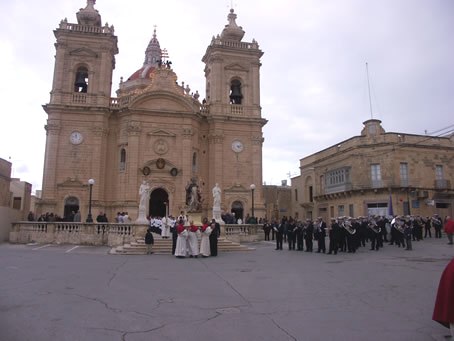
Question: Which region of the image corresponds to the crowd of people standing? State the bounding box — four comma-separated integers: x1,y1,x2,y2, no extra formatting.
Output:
146,213,221,258
263,214,454,254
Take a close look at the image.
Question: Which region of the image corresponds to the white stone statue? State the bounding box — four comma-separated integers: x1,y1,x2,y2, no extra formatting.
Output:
212,183,222,223
136,181,150,224
212,183,221,209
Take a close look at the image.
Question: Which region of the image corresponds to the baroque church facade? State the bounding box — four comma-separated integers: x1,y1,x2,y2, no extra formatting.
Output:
39,0,267,222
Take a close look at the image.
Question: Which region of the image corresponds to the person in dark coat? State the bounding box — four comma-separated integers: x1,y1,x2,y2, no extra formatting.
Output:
274,220,283,250
171,220,179,255
145,228,154,254
433,258,454,338
304,219,313,252
328,218,340,255
209,219,221,256
263,221,271,241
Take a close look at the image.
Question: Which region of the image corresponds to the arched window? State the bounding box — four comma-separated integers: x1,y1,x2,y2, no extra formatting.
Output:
192,152,197,173
120,148,126,171
74,66,89,93
229,79,243,104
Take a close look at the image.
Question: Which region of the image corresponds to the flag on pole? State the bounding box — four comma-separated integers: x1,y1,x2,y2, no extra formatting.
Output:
387,194,394,217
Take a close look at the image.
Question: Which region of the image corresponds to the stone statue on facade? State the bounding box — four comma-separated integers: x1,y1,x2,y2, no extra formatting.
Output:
136,181,150,224
212,183,222,223
186,180,201,212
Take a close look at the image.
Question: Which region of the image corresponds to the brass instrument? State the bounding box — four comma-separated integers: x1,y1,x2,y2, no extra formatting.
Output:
342,219,356,235
393,218,405,234
368,219,382,234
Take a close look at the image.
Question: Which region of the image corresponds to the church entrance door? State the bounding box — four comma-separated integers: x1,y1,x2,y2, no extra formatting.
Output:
231,201,244,222
149,188,169,218
64,196,80,221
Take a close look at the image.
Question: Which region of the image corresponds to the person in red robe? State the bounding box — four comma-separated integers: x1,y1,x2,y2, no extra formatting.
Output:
433,257,454,338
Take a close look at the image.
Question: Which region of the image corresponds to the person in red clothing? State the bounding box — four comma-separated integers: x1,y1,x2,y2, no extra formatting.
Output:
433,258,454,338
444,216,454,245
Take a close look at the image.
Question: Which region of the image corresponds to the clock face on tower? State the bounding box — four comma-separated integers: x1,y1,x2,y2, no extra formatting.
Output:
69,131,83,145
231,140,244,153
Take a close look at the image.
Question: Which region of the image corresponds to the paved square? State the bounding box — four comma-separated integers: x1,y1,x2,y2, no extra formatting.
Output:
0,239,452,341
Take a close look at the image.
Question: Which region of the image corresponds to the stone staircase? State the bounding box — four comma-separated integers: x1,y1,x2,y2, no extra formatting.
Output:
110,235,254,255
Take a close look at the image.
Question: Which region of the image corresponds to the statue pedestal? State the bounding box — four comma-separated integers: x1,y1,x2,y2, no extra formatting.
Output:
136,212,149,225
212,206,222,223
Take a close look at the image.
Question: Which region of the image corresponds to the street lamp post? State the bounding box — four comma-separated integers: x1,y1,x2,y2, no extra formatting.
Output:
86,178,95,223
250,184,256,223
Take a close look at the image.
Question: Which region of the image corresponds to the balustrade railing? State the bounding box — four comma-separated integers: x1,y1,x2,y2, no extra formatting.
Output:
10,222,262,246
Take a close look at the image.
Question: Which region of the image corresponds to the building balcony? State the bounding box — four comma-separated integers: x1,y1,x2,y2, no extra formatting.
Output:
371,180,383,189
324,183,353,195
435,179,451,190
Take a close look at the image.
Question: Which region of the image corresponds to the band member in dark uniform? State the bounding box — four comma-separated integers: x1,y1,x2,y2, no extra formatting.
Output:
314,217,326,253
368,218,381,251
424,216,432,238
296,220,304,251
432,215,443,238
287,218,296,250
263,220,271,241
343,218,357,253
328,218,340,255
358,217,368,247
274,220,284,250
304,219,314,252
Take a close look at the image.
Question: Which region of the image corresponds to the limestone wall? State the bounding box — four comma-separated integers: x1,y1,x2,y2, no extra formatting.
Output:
0,207,21,242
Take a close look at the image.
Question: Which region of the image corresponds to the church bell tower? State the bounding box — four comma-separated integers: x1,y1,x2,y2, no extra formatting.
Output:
40,0,118,215
202,9,267,220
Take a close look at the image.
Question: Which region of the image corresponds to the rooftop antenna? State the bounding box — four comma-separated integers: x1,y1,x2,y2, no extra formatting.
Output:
366,62,374,119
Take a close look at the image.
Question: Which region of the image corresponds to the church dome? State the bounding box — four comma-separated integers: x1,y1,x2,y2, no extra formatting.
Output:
76,0,102,27
127,28,162,81
127,65,156,81
220,9,245,41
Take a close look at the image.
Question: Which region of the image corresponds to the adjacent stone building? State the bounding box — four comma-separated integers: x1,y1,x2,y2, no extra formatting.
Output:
0,158,31,241
38,1,266,222
263,181,292,222
291,119,454,221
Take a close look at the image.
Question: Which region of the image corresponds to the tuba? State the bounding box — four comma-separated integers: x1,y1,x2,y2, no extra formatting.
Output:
342,219,356,235
368,219,382,234
393,218,405,234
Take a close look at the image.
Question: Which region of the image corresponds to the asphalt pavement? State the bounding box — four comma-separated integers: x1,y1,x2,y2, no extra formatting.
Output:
0,238,453,341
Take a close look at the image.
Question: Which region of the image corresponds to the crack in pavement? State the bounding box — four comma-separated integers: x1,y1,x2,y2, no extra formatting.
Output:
268,316,298,341
89,324,166,341
108,259,129,287
71,293,155,319
199,259,252,307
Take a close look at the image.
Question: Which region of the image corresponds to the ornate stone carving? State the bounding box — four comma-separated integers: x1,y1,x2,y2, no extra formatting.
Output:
127,121,141,135
182,127,193,138
45,121,61,136
251,135,264,145
154,139,169,155
91,125,108,137
208,133,224,144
